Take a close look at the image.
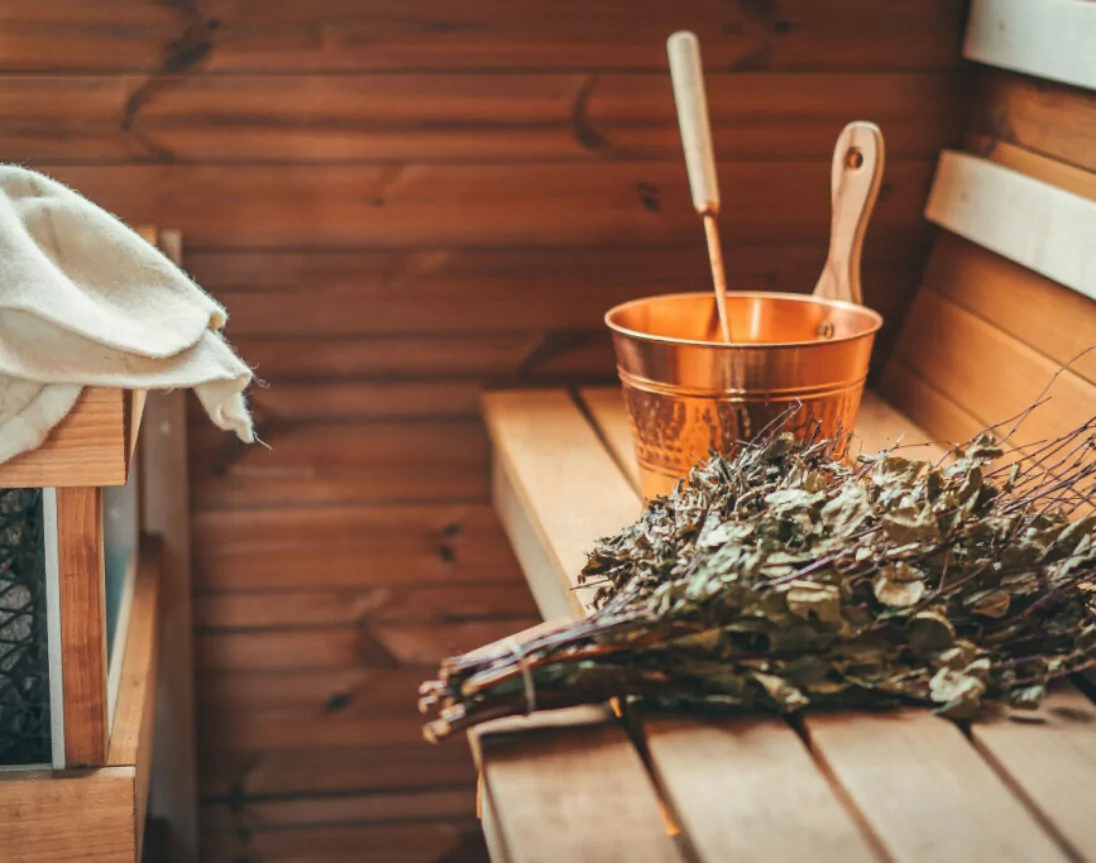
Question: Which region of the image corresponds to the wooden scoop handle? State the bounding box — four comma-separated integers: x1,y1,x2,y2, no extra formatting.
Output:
813,122,885,306
667,31,720,215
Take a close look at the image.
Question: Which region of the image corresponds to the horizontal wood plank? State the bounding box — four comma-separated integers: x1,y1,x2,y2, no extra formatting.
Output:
199,822,476,863
196,668,436,717
195,584,537,628
193,503,521,590
190,242,920,337
0,72,960,162
0,0,966,72
0,767,136,863
963,0,1096,90
195,619,534,671
890,288,1096,453
198,744,477,798
42,160,934,248
198,710,430,751
198,786,477,829
975,136,1096,201
970,69,1096,174
190,419,491,510
923,233,1096,387
924,150,1096,302
232,332,617,382
0,387,128,488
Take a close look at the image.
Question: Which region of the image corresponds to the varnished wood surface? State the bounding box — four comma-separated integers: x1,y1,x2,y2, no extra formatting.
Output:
56,486,109,768
0,3,969,855
0,388,131,489
483,387,1096,861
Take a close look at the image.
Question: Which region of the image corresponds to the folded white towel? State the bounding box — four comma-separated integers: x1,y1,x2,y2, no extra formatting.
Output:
0,165,253,463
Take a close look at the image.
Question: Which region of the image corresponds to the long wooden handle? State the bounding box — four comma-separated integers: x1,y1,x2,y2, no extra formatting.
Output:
667,31,720,215
813,122,885,306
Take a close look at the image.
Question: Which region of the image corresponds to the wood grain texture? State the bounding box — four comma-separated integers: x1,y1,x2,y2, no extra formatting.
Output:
140,360,200,860
190,419,491,510
975,135,1096,201
924,150,1096,301
199,822,478,863
199,786,478,829
805,710,1070,862
578,388,642,491
0,388,129,488
0,0,966,73
192,503,522,590
483,390,640,615
196,668,442,719
190,243,920,337
0,72,961,163
890,288,1096,453
198,744,477,798
963,0,1096,90
106,542,161,863
40,160,934,249
57,486,109,768
641,714,876,863
923,233,1096,387
969,69,1096,174
969,685,1096,860
477,711,681,863
0,767,136,863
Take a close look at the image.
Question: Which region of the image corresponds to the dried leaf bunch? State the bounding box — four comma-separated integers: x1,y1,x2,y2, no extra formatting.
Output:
420,420,1096,741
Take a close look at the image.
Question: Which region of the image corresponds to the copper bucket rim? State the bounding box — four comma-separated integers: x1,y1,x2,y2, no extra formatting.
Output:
604,290,884,350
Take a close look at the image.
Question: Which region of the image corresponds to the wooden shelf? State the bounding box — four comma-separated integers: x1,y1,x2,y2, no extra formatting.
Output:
0,387,145,489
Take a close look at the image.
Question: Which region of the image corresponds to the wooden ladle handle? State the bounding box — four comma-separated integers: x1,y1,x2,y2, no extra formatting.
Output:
667,31,720,216
813,122,885,306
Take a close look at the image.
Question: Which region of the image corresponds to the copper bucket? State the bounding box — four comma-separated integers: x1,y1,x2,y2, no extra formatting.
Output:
607,291,882,499
607,123,885,500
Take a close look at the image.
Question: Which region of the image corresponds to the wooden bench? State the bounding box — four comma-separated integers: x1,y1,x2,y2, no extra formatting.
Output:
473,3,1096,860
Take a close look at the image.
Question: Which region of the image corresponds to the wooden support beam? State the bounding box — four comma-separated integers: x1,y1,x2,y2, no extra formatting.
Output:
56,485,109,768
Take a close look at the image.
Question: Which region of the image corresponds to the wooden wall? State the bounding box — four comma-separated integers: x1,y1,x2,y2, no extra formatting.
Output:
882,61,1096,456
0,2,967,860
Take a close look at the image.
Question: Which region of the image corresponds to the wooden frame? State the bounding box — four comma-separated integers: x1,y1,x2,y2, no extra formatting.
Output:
2,544,161,863
0,388,142,489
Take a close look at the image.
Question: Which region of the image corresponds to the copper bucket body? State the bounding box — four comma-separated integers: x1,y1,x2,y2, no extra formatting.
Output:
606,291,883,500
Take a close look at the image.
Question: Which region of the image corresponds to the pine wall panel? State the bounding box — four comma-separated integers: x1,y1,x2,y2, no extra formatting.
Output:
0,2,968,860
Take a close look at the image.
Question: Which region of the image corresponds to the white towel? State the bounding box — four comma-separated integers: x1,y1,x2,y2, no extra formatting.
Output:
0,165,253,463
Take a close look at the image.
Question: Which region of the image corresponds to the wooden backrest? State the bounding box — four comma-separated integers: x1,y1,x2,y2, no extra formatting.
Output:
879,0,1096,452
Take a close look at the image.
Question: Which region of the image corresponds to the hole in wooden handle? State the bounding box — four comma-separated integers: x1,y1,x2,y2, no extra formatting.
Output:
845,147,864,169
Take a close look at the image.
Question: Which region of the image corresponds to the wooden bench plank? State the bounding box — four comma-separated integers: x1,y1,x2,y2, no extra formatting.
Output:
969,685,1096,859
925,151,1096,302
584,387,1081,861
473,708,682,863
579,387,642,492
566,390,887,863
640,713,879,863
806,710,1071,862
483,390,640,615
963,0,1096,91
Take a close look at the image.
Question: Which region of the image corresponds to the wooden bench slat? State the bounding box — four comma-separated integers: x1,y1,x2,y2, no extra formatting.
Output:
641,714,879,863
925,150,1096,302
807,710,1072,862
969,686,1096,859
579,387,642,492
974,136,1096,202
474,709,683,863
963,0,1096,91
483,390,640,617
